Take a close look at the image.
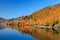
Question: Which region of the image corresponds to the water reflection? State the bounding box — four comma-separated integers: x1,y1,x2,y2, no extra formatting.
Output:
0,28,36,40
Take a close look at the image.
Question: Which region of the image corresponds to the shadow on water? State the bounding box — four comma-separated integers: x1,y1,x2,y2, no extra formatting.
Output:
0,28,36,40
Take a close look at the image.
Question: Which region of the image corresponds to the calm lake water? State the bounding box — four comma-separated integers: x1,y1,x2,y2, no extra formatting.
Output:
0,28,36,40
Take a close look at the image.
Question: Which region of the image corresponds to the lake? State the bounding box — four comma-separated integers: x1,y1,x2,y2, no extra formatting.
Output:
0,28,36,40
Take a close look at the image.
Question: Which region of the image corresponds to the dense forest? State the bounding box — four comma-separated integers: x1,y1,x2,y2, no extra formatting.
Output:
0,4,60,40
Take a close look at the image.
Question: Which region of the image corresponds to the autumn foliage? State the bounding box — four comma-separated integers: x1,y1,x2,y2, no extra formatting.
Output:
1,4,60,40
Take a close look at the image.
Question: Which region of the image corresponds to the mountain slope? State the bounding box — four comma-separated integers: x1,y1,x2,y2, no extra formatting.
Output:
1,4,60,40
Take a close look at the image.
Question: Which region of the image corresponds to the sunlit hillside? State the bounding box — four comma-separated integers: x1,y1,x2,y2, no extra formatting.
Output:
0,4,60,40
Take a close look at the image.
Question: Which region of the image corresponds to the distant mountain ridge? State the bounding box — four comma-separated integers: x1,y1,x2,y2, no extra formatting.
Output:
0,17,6,20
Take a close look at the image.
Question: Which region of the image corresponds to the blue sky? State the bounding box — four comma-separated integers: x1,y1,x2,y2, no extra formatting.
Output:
0,0,60,19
